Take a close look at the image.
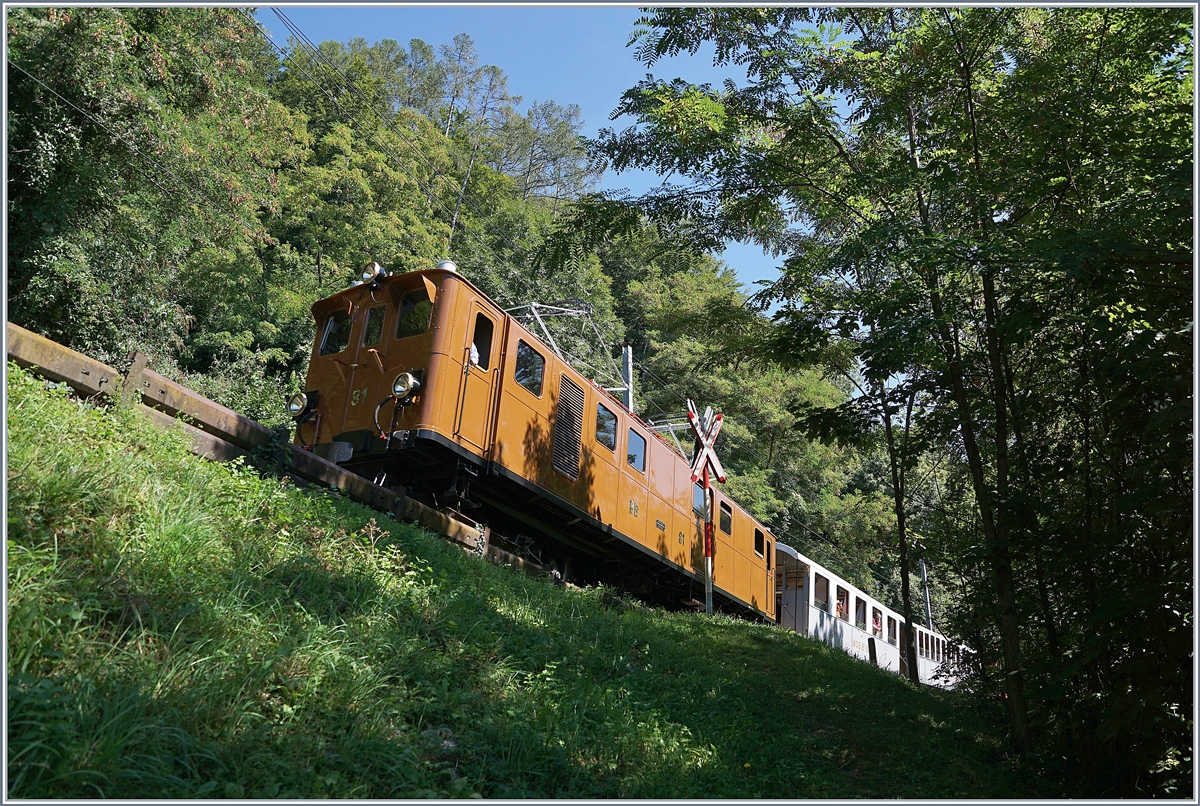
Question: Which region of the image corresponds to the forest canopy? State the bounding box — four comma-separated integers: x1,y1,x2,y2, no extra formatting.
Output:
5,7,1192,797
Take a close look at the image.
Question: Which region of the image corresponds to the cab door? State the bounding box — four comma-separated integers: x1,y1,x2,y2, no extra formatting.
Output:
455,304,502,453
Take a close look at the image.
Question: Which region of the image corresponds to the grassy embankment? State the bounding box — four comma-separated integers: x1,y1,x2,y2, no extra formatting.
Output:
7,365,1049,798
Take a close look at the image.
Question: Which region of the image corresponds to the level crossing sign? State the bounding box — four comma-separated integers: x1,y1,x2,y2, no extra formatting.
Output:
687,401,726,483
687,399,725,615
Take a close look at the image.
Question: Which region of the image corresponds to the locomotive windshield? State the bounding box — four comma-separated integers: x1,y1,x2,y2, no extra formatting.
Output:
395,288,433,339
319,310,353,356
363,306,385,346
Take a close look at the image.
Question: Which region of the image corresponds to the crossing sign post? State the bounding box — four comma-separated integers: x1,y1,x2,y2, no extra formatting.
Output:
688,400,726,615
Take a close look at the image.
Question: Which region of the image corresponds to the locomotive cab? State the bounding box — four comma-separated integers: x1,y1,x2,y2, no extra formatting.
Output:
290,260,508,500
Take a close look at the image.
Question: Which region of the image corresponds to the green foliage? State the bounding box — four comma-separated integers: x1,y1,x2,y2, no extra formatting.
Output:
587,6,1192,793
7,366,1047,798
622,260,891,593
7,8,306,365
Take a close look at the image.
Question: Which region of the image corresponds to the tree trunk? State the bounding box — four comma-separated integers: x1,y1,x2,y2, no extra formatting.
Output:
878,380,920,684
925,271,1033,756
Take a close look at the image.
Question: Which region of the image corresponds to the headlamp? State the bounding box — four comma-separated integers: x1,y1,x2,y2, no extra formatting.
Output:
361,261,387,283
392,372,420,399
288,392,309,418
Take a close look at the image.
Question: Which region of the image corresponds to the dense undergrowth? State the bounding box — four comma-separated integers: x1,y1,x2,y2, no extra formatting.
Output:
6,365,1050,798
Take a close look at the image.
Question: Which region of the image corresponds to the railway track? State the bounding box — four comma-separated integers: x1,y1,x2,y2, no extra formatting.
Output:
5,322,546,575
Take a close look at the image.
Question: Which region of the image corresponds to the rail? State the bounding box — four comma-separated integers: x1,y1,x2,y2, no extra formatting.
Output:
6,322,547,575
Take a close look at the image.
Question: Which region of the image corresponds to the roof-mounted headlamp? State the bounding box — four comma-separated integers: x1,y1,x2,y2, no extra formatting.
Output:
361,261,387,284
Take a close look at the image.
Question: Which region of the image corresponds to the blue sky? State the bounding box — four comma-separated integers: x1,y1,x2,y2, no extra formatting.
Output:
254,6,781,291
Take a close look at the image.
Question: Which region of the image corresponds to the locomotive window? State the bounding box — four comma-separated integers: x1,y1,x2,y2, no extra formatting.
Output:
595,403,617,451
514,340,545,396
470,313,494,370
319,310,353,356
627,428,646,472
872,607,883,638
855,598,867,630
814,574,829,610
693,483,705,514
395,288,433,340
754,529,764,558
887,616,897,645
719,502,732,535
363,305,385,347
836,587,849,621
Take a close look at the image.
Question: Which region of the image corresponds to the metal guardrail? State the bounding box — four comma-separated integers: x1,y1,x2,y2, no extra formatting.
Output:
6,322,547,574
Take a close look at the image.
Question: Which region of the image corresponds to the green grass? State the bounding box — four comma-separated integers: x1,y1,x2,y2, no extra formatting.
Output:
6,364,1049,798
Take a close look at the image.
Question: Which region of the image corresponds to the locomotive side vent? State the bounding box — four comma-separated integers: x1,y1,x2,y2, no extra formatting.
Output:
552,375,585,480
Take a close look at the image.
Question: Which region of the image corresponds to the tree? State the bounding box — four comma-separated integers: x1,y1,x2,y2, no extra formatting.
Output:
490,100,599,210
571,7,1191,791
7,7,306,364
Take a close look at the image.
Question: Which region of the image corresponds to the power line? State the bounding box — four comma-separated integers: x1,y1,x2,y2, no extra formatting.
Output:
249,11,628,390
8,60,266,244
243,14,467,245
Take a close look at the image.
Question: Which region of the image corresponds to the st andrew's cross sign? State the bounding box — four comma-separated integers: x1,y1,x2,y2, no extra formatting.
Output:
687,401,726,484
687,400,724,614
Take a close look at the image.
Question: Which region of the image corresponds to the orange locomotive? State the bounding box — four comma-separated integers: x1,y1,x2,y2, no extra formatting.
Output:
289,261,776,620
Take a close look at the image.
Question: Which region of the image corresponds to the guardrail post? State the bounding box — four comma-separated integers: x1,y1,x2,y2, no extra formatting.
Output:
122,351,149,404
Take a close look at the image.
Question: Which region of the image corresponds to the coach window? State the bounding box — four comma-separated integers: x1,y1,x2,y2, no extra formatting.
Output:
719,501,732,535
814,574,829,611
319,309,353,356
395,288,433,339
469,314,494,370
596,403,617,451
514,340,545,396
836,587,849,621
363,305,385,347
765,539,771,570
754,529,765,558
854,598,867,630
887,616,897,645
627,428,646,472
872,607,883,638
